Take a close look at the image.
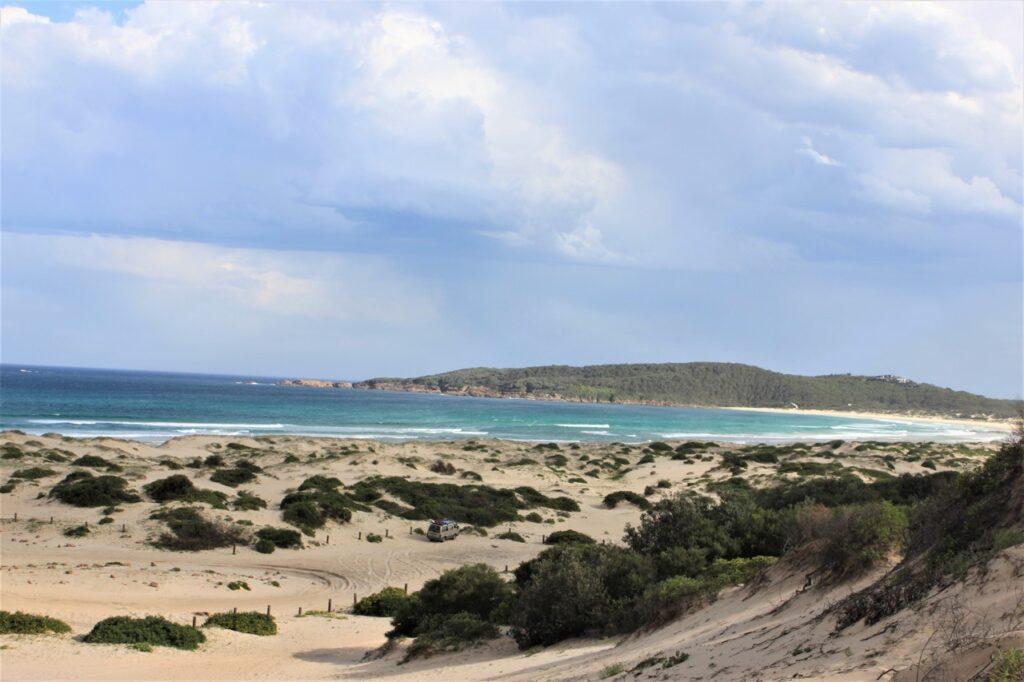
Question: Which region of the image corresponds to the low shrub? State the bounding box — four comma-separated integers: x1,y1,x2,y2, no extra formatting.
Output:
543,529,594,545
403,612,499,662
512,544,656,648
203,454,225,467
254,538,275,553
98,516,114,524
64,524,90,538
11,467,57,480
353,587,414,617
794,501,908,580
0,610,71,634
210,467,257,488
159,458,183,470
391,564,513,638
496,531,525,542
83,616,205,650
523,512,543,523
429,460,456,475
143,475,228,508
603,490,651,510
989,648,1024,682
50,472,141,507
204,611,276,636
256,526,303,549
151,507,250,552
366,532,383,543
72,455,120,471
227,581,250,591
233,490,267,511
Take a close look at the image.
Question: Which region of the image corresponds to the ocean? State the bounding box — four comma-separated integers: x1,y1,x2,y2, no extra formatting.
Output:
0,365,1006,444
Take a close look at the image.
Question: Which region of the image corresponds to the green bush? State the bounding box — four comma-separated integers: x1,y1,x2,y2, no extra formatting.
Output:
227,581,250,591
0,482,16,493
143,475,228,508
204,611,276,636
0,610,72,634
83,616,205,650
403,612,499,662
72,455,120,471
256,526,303,549
279,484,358,534
543,530,594,545
254,538,275,553
11,467,57,480
233,490,267,511
391,564,513,637
203,454,225,467
210,467,257,488
796,502,908,580
603,490,651,510
366,533,383,543
512,544,656,647
64,524,90,538
50,472,141,507
496,531,525,542
353,587,414,617
989,648,1024,682
151,507,249,551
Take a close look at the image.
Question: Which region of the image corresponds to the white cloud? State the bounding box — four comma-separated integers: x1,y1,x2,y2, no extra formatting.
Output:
12,233,439,324
555,222,626,264
798,136,842,166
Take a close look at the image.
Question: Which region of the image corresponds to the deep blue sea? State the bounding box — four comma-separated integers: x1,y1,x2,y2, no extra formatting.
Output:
0,365,1006,444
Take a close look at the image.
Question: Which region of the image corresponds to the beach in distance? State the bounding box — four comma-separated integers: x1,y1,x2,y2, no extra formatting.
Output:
0,365,1011,444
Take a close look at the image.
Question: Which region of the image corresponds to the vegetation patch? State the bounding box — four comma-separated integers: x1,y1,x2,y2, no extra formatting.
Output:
0,610,72,635
233,490,266,511
151,507,249,552
11,467,57,480
543,529,594,545
84,616,205,650
496,531,525,542
353,587,414,617
210,467,258,488
143,475,228,508
603,490,651,510
256,526,303,549
204,611,276,636
50,472,141,507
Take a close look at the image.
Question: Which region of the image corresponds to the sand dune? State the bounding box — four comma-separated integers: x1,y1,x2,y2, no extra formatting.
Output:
1,431,1017,680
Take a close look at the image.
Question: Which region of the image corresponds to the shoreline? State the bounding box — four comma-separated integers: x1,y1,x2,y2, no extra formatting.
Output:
718,406,1014,432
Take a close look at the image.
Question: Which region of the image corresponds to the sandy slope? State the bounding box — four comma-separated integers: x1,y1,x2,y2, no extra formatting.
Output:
0,432,1011,680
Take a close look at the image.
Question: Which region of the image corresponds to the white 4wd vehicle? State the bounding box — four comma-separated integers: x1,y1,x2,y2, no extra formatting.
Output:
427,519,460,542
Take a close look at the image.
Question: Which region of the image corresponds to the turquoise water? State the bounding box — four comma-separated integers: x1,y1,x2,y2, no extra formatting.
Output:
0,365,1005,444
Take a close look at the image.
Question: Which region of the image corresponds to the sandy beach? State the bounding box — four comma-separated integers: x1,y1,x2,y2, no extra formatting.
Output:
1,430,1020,680
719,405,1015,432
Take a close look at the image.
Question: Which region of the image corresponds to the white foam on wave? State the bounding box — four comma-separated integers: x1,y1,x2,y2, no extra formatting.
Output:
28,419,285,429
581,430,613,435
555,423,611,429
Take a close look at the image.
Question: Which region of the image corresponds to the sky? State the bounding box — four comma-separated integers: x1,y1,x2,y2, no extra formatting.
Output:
1,1,1022,398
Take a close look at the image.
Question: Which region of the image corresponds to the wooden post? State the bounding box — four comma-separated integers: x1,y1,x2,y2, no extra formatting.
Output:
232,544,236,555
409,526,412,535
326,535,330,544
233,607,237,615
358,531,362,540
13,513,17,522
50,516,53,524
327,598,332,613
266,605,271,616
298,606,302,616
84,520,88,529
504,564,508,573
122,524,126,533
385,528,389,538
353,593,357,606
403,583,408,593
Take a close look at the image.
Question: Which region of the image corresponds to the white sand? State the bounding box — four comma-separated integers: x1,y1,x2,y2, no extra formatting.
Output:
0,432,1015,680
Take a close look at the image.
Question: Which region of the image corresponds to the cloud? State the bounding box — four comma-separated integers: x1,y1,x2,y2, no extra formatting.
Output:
798,136,841,167
7,232,438,324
